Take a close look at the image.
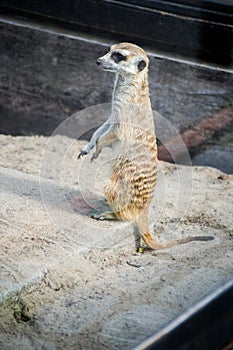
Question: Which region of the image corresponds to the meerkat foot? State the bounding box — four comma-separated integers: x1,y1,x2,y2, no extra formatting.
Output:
133,230,143,253
91,211,117,221
136,246,144,253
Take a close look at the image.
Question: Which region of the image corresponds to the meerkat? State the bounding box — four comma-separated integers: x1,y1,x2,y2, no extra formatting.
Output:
78,42,213,251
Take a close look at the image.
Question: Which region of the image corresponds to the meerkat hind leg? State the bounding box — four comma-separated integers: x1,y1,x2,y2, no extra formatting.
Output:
133,227,143,253
91,211,118,221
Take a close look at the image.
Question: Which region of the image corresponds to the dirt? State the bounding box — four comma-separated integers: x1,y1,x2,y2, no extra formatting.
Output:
0,134,232,350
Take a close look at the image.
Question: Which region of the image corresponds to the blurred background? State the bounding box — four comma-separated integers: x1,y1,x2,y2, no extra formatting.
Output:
0,0,232,172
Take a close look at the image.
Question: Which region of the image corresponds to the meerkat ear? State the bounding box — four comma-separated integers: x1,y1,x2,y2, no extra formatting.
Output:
137,59,147,71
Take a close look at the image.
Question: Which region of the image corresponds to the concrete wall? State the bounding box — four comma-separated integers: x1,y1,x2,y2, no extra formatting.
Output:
0,18,233,137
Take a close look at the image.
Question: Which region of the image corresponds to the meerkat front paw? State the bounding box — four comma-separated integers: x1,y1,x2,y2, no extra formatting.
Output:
77,150,88,159
91,150,101,162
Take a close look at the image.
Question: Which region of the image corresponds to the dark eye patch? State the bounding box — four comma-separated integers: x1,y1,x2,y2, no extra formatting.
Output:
111,52,126,63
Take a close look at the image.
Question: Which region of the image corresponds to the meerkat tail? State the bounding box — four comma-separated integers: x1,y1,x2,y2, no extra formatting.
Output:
142,232,214,250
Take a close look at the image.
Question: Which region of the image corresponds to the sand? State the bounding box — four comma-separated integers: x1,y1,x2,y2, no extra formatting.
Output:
0,134,232,350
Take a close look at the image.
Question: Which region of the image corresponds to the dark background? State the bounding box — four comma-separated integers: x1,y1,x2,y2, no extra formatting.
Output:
1,0,233,67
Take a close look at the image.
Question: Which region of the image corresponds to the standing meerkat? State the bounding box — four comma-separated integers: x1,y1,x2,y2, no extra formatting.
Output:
78,42,213,251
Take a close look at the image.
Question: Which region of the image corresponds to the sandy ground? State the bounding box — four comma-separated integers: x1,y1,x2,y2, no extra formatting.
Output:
0,134,233,350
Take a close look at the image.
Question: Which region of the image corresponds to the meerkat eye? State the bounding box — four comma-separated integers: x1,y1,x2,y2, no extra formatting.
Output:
138,60,146,72
138,59,146,71
111,52,126,63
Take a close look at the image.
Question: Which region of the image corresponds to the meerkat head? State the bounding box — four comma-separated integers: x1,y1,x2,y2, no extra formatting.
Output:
96,43,149,76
